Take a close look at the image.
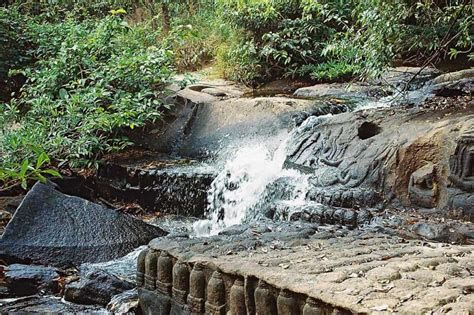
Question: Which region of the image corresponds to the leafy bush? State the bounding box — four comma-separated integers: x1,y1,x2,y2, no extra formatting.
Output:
1,13,174,170
0,7,32,101
217,39,264,86
217,0,473,84
217,0,332,84
299,61,358,82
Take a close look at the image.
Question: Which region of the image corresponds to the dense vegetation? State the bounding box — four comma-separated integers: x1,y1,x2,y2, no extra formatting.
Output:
0,0,472,190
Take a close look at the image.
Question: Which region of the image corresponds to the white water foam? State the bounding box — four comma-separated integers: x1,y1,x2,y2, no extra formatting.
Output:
193,132,307,237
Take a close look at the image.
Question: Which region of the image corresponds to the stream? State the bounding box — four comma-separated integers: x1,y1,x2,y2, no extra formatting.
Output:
1,66,472,313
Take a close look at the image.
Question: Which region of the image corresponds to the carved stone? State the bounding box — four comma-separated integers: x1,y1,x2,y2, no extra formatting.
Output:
136,248,148,287
172,260,189,305
449,132,474,192
277,289,298,315
187,263,206,314
144,250,158,290
408,163,438,208
303,297,325,315
205,271,226,315
229,278,246,315
254,280,277,315
156,251,173,296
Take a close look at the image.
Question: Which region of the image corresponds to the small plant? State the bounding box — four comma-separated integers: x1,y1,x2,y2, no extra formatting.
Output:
0,151,61,191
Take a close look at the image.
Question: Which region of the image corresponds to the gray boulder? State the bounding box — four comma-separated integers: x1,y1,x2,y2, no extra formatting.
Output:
64,270,134,306
0,183,166,268
3,264,60,297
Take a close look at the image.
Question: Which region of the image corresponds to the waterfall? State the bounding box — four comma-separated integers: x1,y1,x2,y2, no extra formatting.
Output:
193,121,318,237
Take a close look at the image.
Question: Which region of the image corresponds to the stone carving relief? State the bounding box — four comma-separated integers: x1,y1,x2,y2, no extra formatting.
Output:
408,162,438,208
285,116,395,208
449,131,474,192
448,131,474,218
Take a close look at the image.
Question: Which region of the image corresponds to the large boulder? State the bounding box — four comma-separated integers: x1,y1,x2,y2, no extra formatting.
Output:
0,183,166,268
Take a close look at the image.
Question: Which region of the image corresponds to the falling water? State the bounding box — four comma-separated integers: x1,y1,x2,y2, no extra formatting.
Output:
193,126,314,237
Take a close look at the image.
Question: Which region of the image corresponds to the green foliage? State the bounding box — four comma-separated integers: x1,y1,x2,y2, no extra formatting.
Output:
217,39,263,86
0,7,32,101
166,12,224,72
0,150,61,191
299,61,358,82
1,11,174,172
216,0,473,84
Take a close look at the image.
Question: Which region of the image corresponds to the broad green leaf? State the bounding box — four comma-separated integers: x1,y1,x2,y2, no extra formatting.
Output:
42,169,62,178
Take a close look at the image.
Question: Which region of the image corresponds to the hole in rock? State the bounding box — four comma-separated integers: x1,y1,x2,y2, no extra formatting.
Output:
358,122,381,140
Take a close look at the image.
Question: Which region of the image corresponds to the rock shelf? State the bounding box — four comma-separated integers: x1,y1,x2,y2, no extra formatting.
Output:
137,225,474,314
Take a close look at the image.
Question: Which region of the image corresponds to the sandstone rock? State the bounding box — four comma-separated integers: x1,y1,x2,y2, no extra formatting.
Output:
2,264,60,296
140,228,474,314
64,270,134,306
293,82,380,99
201,87,227,97
432,68,474,85
130,80,350,160
283,104,474,216
0,183,166,267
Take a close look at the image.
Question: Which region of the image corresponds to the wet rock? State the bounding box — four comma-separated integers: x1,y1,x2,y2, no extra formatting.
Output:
131,78,345,160
146,215,198,235
294,82,380,99
432,78,473,97
80,246,146,284
64,270,134,306
0,296,106,313
2,264,60,297
107,289,139,313
0,183,166,268
96,161,215,217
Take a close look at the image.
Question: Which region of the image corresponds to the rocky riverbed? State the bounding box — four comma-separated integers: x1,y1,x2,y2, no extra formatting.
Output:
0,67,473,313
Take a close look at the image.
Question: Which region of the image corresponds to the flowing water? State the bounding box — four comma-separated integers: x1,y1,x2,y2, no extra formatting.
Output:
193,121,318,236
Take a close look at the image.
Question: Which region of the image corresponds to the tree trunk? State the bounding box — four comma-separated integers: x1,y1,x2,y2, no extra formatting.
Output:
161,3,171,35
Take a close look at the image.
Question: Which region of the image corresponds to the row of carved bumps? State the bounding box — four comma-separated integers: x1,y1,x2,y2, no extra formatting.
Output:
308,187,381,208
137,249,348,315
98,162,214,190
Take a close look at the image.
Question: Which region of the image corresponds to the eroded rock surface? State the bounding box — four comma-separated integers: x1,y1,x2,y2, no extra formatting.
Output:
284,103,474,219
0,183,166,267
132,81,351,159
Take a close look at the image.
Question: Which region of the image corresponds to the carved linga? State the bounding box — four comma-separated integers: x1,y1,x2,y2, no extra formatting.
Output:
137,248,348,315
449,132,474,192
